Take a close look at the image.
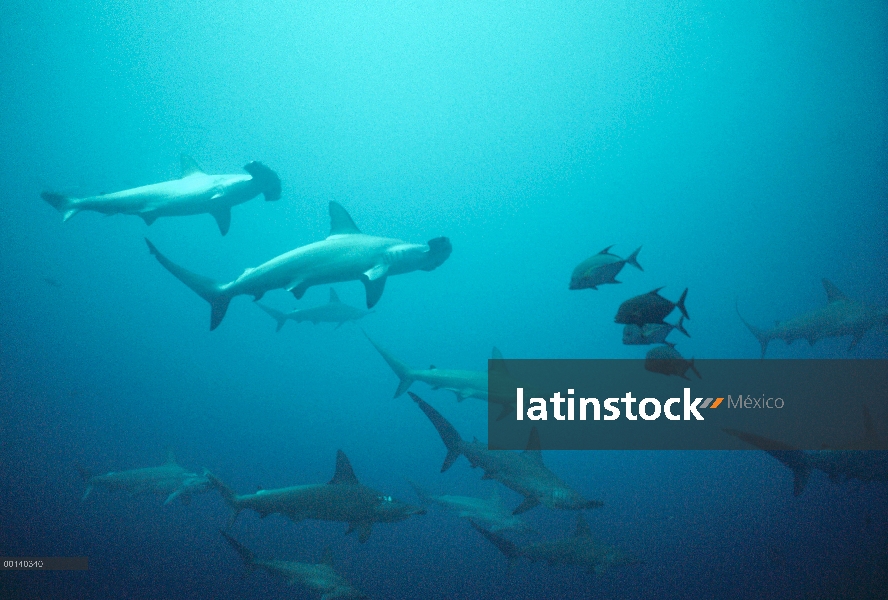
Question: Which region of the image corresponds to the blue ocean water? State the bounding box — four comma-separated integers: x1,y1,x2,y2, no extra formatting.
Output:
1,1,887,598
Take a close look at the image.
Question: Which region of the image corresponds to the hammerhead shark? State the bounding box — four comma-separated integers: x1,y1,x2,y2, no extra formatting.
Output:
407,480,534,533
724,407,888,495
737,279,888,357
41,155,281,235
256,288,372,332
409,392,603,514
147,201,451,329
220,531,367,599
472,516,641,575
207,450,424,542
76,450,211,505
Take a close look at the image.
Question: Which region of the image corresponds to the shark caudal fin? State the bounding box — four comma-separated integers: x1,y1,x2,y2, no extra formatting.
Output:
205,471,242,526
75,464,93,501
470,521,519,561
145,239,232,330
41,192,81,221
626,246,643,271
243,161,281,202
363,332,415,397
408,392,463,472
220,531,257,571
723,429,811,495
735,300,771,359
256,303,289,332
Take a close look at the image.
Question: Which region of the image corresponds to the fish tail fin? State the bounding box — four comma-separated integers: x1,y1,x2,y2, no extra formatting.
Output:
470,521,519,559
145,238,231,330
243,161,281,201
735,300,770,358
675,315,690,338
723,428,811,495
220,530,256,570
406,479,432,507
41,192,81,221
626,246,643,271
676,288,689,319
363,331,415,396
408,392,463,471
205,471,241,526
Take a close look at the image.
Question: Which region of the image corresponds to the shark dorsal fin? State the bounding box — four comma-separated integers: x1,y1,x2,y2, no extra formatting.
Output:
489,347,509,374
165,449,177,464
180,155,204,177
430,364,436,370
330,450,359,485
597,245,615,255
319,546,334,567
329,288,341,304
256,485,263,491
575,514,591,538
329,202,361,236
522,427,544,466
822,279,848,303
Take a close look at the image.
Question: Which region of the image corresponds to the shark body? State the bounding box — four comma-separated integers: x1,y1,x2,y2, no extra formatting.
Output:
41,155,280,235
257,288,373,332
207,450,424,542
147,201,451,329
737,279,888,358
725,408,888,495
409,392,602,515
407,480,533,533
221,531,367,599
76,450,211,505
472,516,640,575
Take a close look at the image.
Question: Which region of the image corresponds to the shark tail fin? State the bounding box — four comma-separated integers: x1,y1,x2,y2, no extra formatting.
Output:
723,428,811,495
408,392,463,472
145,239,231,330
206,471,242,526
675,315,690,338
220,530,257,571
256,303,288,332
470,521,519,560
363,331,414,397
243,161,281,201
406,479,433,507
735,300,770,359
626,246,643,271
41,192,81,221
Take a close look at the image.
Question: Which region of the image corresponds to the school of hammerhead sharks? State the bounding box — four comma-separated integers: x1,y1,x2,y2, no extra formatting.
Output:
42,156,888,598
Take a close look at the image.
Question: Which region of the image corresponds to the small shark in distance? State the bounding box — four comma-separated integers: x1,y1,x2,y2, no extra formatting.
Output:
409,392,603,515
146,201,451,329
76,449,211,505
407,480,534,533
471,515,641,575
737,279,888,358
41,155,281,235
220,531,367,599
207,450,425,542
256,288,373,332
724,407,888,495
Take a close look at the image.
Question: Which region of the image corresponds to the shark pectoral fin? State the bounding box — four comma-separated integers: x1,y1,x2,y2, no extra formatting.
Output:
512,496,540,515
361,275,387,308
81,485,93,501
348,522,373,543
164,489,182,505
363,263,389,282
288,280,310,300
140,212,158,226
211,207,232,236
